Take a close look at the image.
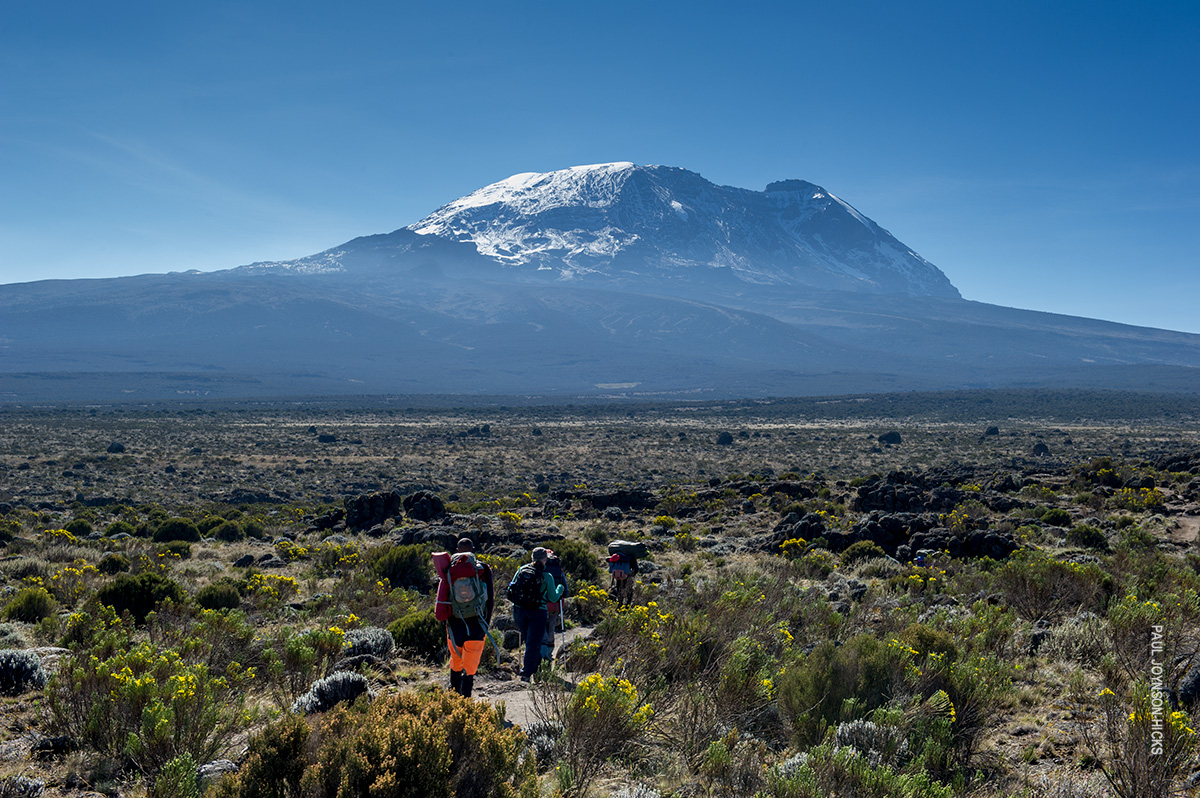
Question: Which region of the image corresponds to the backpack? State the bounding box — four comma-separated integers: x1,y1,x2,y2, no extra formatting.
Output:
507,564,544,610
447,553,488,620
545,553,569,612
608,540,649,559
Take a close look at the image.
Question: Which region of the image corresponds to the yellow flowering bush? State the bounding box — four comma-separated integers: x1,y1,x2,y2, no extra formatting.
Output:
47,640,253,780
536,674,653,797
243,573,299,607
48,560,100,606
1085,683,1196,798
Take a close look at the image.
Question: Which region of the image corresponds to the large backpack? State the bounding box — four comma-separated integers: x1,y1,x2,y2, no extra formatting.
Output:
507,564,544,610
545,553,569,612
608,540,649,559
447,553,488,620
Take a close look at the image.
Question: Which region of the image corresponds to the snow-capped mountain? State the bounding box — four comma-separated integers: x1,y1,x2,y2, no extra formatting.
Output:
407,163,960,298
4,162,1200,402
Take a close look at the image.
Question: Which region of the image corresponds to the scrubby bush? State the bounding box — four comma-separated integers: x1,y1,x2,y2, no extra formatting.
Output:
216,690,533,798
343,626,395,659
841,540,887,567
209,713,308,798
158,540,192,559
534,674,652,798
291,671,369,715
389,608,446,663
153,518,201,543
97,552,131,574
778,635,908,746
992,550,1111,621
260,626,346,708
211,521,245,542
65,519,93,536
1040,507,1072,527
152,752,200,798
1067,523,1109,550
369,544,433,593
95,571,186,623
195,582,242,611
0,649,47,696
765,742,953,798
546,537,600,583
2,587,56,623
47,640,253,780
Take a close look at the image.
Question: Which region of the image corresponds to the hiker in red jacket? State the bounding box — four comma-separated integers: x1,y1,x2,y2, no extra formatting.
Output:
433,538,494,698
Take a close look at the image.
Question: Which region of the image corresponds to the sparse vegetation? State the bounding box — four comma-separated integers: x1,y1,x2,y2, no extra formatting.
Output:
2,399,1200,795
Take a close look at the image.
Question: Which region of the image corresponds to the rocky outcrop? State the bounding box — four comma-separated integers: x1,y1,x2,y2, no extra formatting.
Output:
345,490,405,529
402,490,448,522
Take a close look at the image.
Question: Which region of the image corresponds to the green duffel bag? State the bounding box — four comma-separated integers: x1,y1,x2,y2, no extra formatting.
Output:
607,539,649,559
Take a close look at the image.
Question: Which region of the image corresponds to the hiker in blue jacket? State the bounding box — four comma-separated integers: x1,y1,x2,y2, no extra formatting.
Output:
508,546,566,682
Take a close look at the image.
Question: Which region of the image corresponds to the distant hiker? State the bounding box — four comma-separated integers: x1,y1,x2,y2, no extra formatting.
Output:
607,539,648,607
433,538,494,698
507,547,566,682
541,549,569,660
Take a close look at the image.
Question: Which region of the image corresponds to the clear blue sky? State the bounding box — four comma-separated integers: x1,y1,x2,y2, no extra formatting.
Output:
3,0,1198,332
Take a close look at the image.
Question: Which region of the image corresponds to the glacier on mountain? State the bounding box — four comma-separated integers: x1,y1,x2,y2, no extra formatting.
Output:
407,163,960,298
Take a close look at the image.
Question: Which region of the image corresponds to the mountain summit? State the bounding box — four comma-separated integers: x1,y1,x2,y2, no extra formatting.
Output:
4,162,1199,402
406,163,960,298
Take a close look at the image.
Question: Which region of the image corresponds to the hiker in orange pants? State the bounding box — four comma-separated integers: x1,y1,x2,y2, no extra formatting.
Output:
435,538,494,698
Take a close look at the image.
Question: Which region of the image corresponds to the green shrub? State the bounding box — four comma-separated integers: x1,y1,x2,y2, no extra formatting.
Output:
215,690,534,798
65,519,93,536
389,608,446,663
47,640,253,781
158,541,192,559
369,544,433,593
211,521,245,542
777,635,908,746
195,582,242,611
152,752,200,798
259,627,346,708
242,519,266,539
545,537,599,583
95,572,186,623
2,587,56,623
197,516,226,535
766,741,954,798
1067,523,1109,551
97,552,131,574
841,540,887,567
210,713,308,798
1040,507,1072,527
153,518,201,543
992,550,1111,621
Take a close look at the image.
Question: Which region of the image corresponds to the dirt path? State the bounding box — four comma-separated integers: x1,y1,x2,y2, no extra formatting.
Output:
475,623,593,729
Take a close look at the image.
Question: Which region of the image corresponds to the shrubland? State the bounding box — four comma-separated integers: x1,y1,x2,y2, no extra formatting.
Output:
1,397,1200,796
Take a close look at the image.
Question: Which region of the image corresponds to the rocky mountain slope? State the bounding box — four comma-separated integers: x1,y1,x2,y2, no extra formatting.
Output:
2,164,1198,401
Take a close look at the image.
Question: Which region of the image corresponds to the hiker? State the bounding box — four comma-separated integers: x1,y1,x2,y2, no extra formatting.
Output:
607,539,648,607
541,549,569,661
508,547,566,682
433,538,494,698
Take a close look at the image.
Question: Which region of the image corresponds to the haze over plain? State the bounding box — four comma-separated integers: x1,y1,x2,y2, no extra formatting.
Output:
2,1,1198,332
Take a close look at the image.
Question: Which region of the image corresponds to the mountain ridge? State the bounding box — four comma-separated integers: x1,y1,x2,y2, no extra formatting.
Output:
2,163,1198,402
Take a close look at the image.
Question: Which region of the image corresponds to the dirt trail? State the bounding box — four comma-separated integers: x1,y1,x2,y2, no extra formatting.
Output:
474,623,593,729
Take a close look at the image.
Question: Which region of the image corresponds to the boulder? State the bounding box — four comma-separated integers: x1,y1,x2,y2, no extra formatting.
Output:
402,490,447,522
346,490,405,529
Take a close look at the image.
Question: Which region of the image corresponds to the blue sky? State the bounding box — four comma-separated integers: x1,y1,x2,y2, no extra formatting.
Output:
3,0,1198,332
